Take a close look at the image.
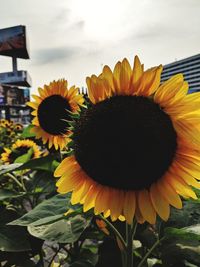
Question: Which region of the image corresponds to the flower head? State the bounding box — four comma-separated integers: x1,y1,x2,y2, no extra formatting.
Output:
14,123,23,131
55,56,200,224
27,79,84,150
1,139,41,164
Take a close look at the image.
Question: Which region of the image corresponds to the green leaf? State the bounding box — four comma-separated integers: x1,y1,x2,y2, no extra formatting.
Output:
14,148,34,164
158,199,200,239
28,170,56,193
0,163,23,176
0,226,31,252
16,154,59,172
164,226,200,241
1,155,59,176
28,215,90,243
21,125,35,138
0,209,31,252
0,189,25,201
9,194,71,226
162,225,200,266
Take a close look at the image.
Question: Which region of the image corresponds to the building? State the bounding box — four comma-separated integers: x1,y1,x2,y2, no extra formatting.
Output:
0,25,31,124
161,53,200,93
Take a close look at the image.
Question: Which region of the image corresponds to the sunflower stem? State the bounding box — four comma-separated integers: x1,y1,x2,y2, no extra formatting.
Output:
137,236,165,267
59,151,63,161
6,173,24,189
126,219,137,267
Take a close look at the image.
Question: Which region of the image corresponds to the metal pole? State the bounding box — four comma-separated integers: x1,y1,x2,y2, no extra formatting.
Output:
12,57,18,73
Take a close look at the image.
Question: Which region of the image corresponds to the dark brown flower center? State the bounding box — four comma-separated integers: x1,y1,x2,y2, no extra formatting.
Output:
38,95,71,135
73,95,177,191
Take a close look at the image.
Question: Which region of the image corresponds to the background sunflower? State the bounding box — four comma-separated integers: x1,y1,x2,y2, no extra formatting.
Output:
55,56,200,225
1,139,41,164
27,79,84,150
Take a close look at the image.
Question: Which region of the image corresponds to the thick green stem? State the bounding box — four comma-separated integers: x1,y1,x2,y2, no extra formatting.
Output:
126,219,137,267
131,219,138,239
126,223,134,267
137,237,165,267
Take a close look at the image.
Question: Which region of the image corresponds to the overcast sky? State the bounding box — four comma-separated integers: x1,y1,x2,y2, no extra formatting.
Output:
0,0,200,94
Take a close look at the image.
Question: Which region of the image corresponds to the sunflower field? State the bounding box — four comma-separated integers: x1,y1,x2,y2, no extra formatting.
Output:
1,56,200,267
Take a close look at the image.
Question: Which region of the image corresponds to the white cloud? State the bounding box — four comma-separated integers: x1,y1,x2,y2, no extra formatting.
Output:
0,0,200,93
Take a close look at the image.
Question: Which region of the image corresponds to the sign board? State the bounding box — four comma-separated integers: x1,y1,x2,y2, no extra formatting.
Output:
0,25,29,59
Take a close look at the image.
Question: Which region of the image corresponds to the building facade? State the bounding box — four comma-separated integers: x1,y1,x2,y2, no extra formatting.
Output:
161,53,200,93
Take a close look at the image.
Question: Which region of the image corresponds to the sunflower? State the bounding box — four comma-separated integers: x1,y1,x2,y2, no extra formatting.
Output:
55,56,200,224
27,79,84,150
0,119,12,128
1,139,41,164
14,123,23,131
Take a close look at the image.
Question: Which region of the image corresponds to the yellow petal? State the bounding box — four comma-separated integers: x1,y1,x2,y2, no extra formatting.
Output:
94,186,110,214
109,189,124,221
130,56,143,94
56,172,82,193
113,61,122,94
157,177,182,209
135,203,145,224
154,74,184,101
79,178,92,204
83,184,99,212
71,180,87,204
54,156,76,177
172,161,200,188
38,87,47,98
26,101,38,109
120,58,132,94
86,76,106,103
32,94,42,103
138,189,156,224
136,65,163,96
150,183,170,221
123,191,136,224
103,210,110,218
86,77,95,103
166,174,197,199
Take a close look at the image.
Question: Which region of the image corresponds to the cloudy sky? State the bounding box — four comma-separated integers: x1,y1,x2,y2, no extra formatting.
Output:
0,0,200,94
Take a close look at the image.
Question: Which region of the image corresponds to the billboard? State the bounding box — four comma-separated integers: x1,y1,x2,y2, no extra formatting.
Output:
0,25,29,59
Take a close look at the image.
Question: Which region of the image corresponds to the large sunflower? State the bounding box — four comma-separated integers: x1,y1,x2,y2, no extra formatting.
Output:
27,79,84,150
55,56,200,224
1,139,41,164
